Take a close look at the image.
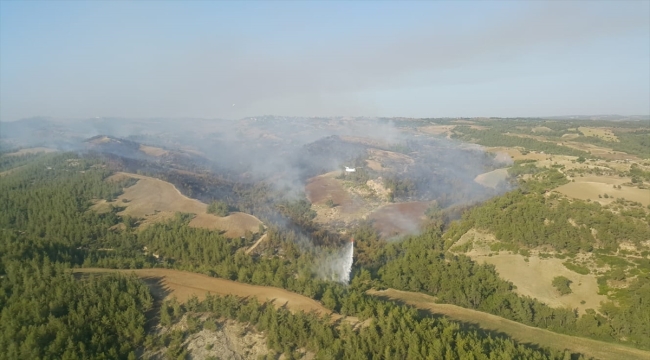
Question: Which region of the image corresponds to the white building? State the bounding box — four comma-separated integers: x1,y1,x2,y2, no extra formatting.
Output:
345,167,356,172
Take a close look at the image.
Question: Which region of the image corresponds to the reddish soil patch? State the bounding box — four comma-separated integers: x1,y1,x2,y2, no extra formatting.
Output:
369,201,430,238
305,172,363,214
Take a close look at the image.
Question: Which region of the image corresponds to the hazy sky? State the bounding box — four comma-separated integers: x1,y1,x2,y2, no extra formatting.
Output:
1,1,648,121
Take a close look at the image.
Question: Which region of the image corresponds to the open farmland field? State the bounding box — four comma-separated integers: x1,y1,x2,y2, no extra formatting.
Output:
367,288,650,360
305,171,369,223
139,144,169,157
468,253,606,314
4,147,57,156
74,268,342,320
474,168,509,189
555,179,650,206
93,172,262,237
578,127,619,142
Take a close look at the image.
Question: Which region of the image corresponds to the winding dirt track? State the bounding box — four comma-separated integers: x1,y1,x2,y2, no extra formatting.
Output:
368,289,650,360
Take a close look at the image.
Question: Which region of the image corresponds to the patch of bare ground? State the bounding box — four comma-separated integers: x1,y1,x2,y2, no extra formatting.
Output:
532,126,553,133
418,125,456,136
144,316,269,360
367,288,650,360
74,268,361,331
92,172,262,238
75,268,334,317
473,168,509,189
4,147,57,156
367,148,414,166
305,171,376,226
368,201,430,238
139,144,169,157
339,135,391,149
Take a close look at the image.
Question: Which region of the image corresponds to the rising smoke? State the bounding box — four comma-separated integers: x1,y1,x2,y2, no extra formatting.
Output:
1,115,512,284
316,239,354,284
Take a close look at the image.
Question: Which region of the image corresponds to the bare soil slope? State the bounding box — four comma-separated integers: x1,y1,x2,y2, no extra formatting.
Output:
368,288,650,360
93,172,262,237
4,147,57,156
75,268,335,318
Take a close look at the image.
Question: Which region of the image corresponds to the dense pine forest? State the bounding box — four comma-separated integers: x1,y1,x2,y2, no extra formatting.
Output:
1,152,649,358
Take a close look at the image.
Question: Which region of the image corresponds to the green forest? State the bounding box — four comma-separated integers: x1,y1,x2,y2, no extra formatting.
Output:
1,152,649,358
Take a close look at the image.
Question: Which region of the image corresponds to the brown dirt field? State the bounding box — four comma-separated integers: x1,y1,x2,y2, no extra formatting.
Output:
468,252,606,314
368,201,429,238
339,135,391,149
367,288,650,360
418,125,455,135
4,147,57,156
365,159,383,171
305,171,363,215
139,144,169,157
561,133,581,140
556,180,650,207
74,268,347,322
474,168,509,189
367,148,414,165
93,172,262,238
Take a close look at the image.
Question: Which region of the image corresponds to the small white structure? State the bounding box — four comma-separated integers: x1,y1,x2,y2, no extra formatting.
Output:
345,167,356,172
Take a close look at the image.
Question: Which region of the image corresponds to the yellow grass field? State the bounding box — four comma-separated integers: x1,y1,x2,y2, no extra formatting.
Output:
74,268,335,317
469,253,607,314
93,172,262,237
578,127,619,142
139,144,169,157
555,178,650,207
4,147,57,156
418,125,455,136
367,288,650,360
473,168,509,189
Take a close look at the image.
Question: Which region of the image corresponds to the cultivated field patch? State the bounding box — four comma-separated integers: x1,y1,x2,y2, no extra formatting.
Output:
555,179,650,207
139,144,169,157
93,172,262,237
473,168,509,189
4,147,57,156
467,252,606,314
74,268,343,321
578,127,619,142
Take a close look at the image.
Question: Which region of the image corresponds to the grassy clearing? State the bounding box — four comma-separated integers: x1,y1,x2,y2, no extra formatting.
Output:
578,127,619,142
465,243,606,314
92,172,262,238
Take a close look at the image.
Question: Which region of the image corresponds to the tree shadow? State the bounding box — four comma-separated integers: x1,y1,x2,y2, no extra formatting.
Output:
139,275,173,330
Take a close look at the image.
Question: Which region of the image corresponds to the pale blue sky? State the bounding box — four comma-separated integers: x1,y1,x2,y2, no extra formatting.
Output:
1,1,648,121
